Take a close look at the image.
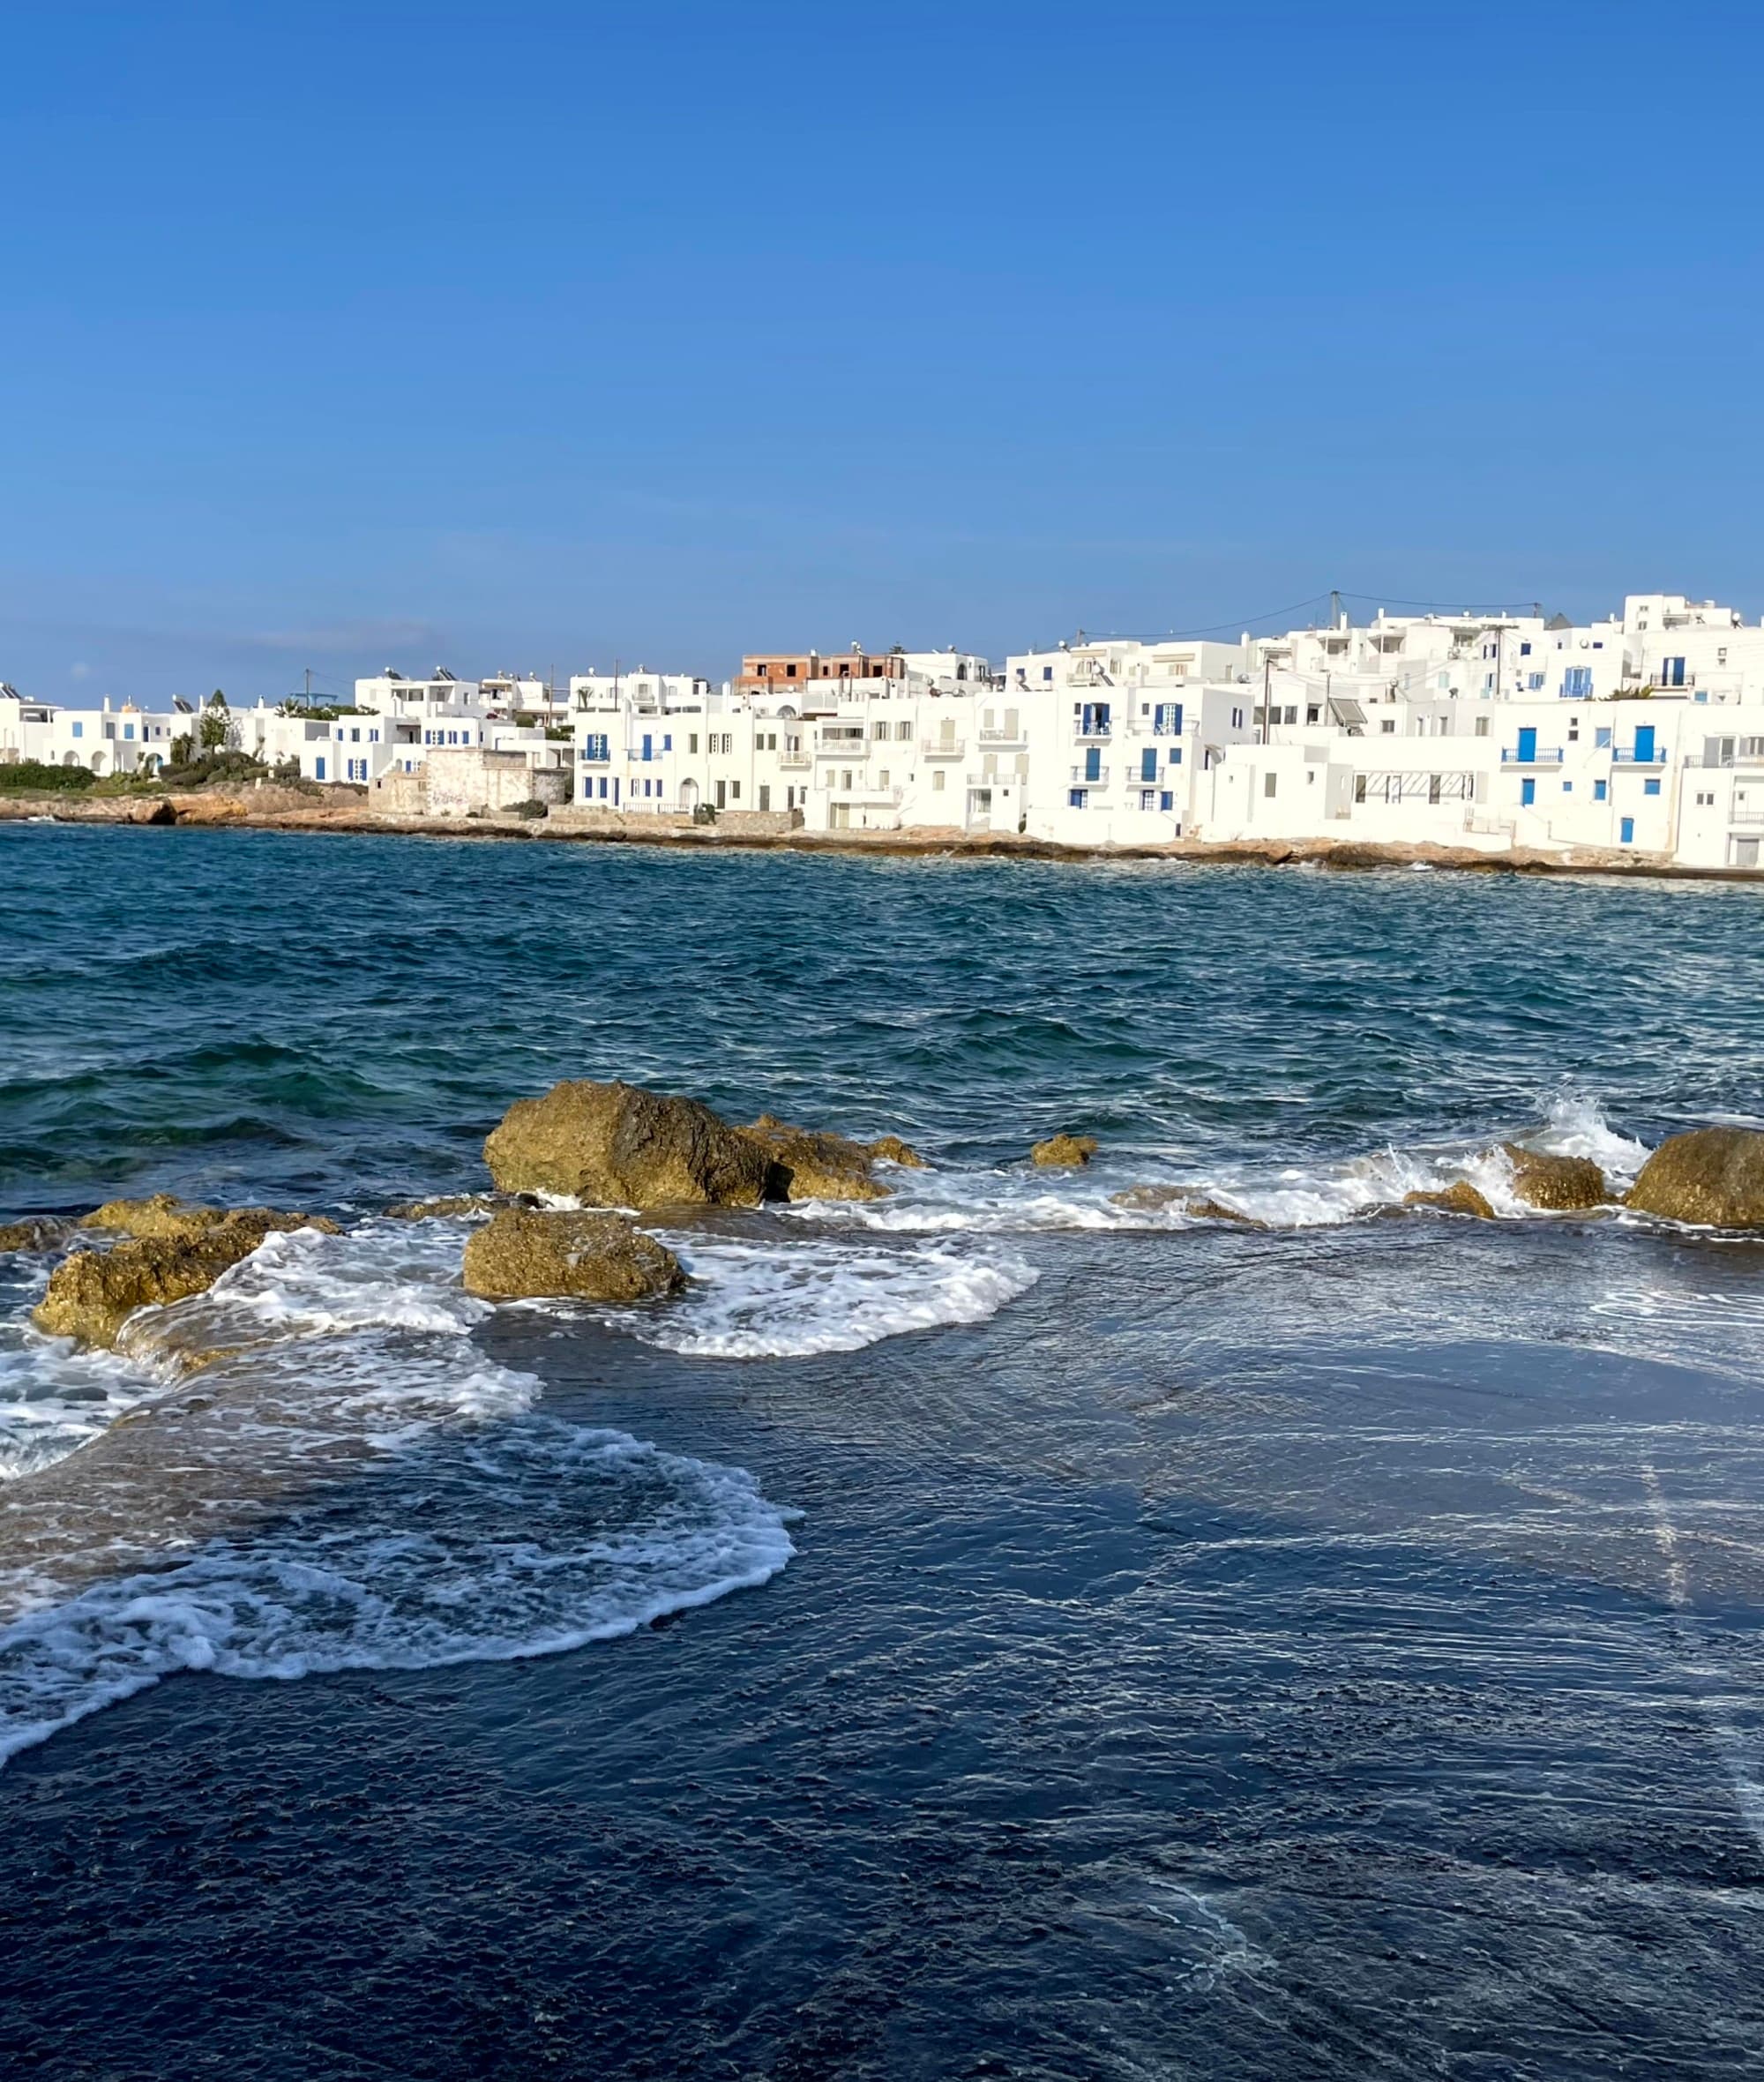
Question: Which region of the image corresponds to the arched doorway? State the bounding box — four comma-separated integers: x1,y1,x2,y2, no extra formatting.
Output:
678,778,699,812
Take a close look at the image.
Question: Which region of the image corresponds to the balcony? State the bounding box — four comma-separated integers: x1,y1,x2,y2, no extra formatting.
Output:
1499,745,1564,765
827,783,903,807
1073,725,1113,745
1069,765,1110,789
978,726,1026,748
777,748,811,769
920,736,966,758
1611,748,1667,766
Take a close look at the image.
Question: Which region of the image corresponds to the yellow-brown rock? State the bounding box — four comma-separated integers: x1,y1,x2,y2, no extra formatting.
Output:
80,1194,340,1243
1499,1144,1607,1210
1625,1127,1764,1227
37,1206,338,1348
740,1115,893,1202
483,1081,773,1209
1402,1182,1496,1219
460,1208,685,1302
1031,1134,1098,1168
866,1135,926,1170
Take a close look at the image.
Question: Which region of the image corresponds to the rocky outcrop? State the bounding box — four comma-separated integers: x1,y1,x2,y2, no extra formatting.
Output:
34,1209,332,1349
0,1216,70,1253
740,1114,923,1202
80,1194,340,1244
482,1082,922,1208
484,1081,773,1209
1499,1144,1607,1210
460,1208,685,1302
1625,1127,1764,1227
1031,1134,1098,1168
1403,1182,1496,1219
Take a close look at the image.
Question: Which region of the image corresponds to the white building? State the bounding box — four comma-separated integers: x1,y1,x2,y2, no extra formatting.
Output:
0,689,183,775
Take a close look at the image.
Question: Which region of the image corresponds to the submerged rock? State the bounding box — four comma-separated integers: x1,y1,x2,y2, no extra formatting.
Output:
0,1216,71,1253
80,1194,340,1244
1403,1182,1496,1219
1625,1127,1764,1227
1109,1184,1257,1223
484,1080,773,1209
1499,1144,1607,1210
866,1135,926,1170
460,1207,685,1302
482,1081,922,1208
34,1210,333,1349
1031,1134,1098,1168
385,1193,533,1221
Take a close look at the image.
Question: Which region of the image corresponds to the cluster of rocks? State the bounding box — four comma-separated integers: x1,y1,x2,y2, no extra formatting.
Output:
8,1095,1764,1355
482,1080,923,1210
1100,1129,1764,1229
27,1195,340,1349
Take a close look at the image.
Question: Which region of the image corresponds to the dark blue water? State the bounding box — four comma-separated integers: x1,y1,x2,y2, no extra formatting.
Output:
2,823,1762,2078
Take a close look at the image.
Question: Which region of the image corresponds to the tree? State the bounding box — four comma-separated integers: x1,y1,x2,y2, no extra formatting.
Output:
198,708,231,750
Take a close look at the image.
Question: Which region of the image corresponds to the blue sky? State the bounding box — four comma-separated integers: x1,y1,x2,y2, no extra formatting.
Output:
2,0,1760,702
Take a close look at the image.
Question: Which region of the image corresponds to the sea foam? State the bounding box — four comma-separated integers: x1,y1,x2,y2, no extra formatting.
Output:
0,1218,796,1766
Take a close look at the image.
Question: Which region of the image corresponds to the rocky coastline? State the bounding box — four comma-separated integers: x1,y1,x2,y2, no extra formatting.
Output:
3,788,1760,882
11,1084,1764,1363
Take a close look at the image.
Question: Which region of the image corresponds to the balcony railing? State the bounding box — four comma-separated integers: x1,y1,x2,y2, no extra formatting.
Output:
977,727,1025,745
827,783,903,806
920,736,966,758
1069,766,1110,788
1611,748,1667,766
777,749,811,769
1073,725,1113,744
1499,746,1565,764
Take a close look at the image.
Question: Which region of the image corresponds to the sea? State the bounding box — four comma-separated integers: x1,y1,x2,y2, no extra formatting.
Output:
1,820,1761,2079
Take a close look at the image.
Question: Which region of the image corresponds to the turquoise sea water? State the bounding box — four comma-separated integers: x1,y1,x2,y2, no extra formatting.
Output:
2,823,1763,2078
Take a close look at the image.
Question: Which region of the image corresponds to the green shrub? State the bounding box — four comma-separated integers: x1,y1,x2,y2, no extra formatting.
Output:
0,760,97,793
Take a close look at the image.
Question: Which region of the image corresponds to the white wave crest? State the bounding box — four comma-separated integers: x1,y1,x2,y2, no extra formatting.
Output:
0,1419,794,1766
606,1233,1040,1358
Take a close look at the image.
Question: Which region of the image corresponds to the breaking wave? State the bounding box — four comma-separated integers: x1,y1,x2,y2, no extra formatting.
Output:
795,1094,1650,1235
609,1232,1039,1358
0,1218,795,1766
0,1419,794,1765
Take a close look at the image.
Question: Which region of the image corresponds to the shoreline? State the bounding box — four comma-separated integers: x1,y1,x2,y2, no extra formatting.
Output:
2,790,1760,883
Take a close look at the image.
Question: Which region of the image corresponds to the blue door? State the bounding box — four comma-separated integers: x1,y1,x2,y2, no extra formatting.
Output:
1140,748,1157,783
641,734,653,760
1521,777,1536,806
1620,816,1634,843
315,756,325,780
1516,726,1537,761
1633,724,1656,763
1084,746,1102,783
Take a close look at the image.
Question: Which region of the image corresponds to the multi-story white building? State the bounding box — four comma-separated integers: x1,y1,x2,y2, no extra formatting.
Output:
0,689,183,775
